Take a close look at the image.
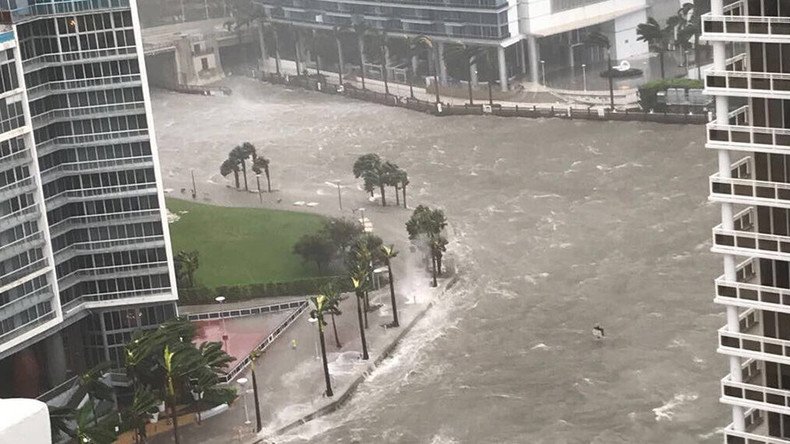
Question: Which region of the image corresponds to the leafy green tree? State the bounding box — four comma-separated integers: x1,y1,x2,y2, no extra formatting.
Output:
220,157,240,189
174,250,200,288
352,153,388,206
381,244,399,327
121,386,160,443
230,143,256,191
406,205,448,287
382,161,401,207
637,17,673,79
293,233,335,272
322,217,363,254
585,31,615,111
676,2,703,79
73,403,119,444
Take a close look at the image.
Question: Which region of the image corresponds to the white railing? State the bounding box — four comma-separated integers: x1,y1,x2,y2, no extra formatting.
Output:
723,424,790,444
27,74,141,99
709,173,790,205
0,257,47,288
6,0,130,22
44,182,158,205
721,374,790,415
32,101,145,126
712,223,790,257
48,209,160,236
57,261,169,285
0,231,43,259
40,155,152,176
0,204,39,227
0,284,51,313
0,310,55,342
705,68,790,95
24,46,136,71
702,0,790,40
54,235,164,256
0,176,33,197
719,323,790,364
35,129,148,155
61,286,172,315
716,275,790,314
0,148,28,164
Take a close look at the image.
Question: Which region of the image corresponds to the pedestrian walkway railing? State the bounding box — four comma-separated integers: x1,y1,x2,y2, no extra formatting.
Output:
184,299,305,321
217,300,309,384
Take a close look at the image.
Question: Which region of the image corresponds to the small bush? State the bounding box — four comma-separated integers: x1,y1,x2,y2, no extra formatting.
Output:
178,276,352,305
638,78,703,111
203,387,237,407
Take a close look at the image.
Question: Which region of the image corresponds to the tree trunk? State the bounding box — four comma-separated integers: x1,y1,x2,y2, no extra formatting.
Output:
694,34,701,80
363,290,369,328
467,64,474,105
89,394,98,426
607,53,614,111
331,313,341,348
387,260,399,327
241,160,249,191
394,184,400,206
265,168,271,192
432,48,440,104
659,51,665,79
170,402,180,444
402,183,407,209
382,42,389,95
358,35,366,89
488,81,493,106
319,327,333,397
251,369,262,432
274,30,281,76
233,170,240,189
436,253,443,276
408,70,414,99
258,25,267,74
355,291,369,359
336,34,344,85
379,183,386,206
430,251,438,287
295,32,302,76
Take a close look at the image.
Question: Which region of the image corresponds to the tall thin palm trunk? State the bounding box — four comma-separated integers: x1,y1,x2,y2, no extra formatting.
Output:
394,184,400,206
488,81,493,106
659,51,665,79
386,258,399,327
233,170,240,189
264,167,271,192
467,61,474,105
170,402,180,444
331,313,341,348
381,41,389,95
251,368,262,431
294,32,302,76
379,183,386,206
355,291,369,359
430,252,437,287
357,35,366,89
363,290,369,328
432,48,440,104
318,327,333,396
241,160,248,191
607,53,614,111
336,34,344,85
273,29,281,76
402,183,407,208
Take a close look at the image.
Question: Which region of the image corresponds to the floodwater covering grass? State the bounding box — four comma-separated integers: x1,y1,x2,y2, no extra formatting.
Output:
166,198,327,288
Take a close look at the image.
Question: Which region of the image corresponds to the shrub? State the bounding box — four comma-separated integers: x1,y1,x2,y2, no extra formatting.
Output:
638,78,703,111
178,276,353,306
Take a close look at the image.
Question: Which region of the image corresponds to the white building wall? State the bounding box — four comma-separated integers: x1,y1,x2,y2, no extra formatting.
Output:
522,0,647,36
613,8,649,60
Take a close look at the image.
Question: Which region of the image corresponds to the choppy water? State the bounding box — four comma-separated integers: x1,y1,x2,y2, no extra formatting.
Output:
152,78,724,443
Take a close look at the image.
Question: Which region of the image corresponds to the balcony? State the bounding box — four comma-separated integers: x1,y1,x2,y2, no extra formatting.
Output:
53,235,165,262
56,261,169,290
0,148,30,170
0,176,35,202
32,102,146,128
0,204,41,232
35,129,149,157
712,210,790,262
0,285,52,317
723,408,790,444
722,374,790,417
0,231,44,263
27,74,142,101
705,68,790,100
718,309,790,366
61,286,173,316
0,257,48,289
707,106,790,154
0,0,129,24
48,209,161,237
708,157,790,210
23,47,137,73
44,182,158,209
40,156,154,182
702,1,790,43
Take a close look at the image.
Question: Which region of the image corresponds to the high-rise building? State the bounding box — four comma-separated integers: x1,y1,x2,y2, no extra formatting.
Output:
246,0,650,91
0,0,178,401
705,0,790,441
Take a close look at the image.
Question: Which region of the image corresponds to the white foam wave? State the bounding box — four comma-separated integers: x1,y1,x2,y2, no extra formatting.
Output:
652,392,699,422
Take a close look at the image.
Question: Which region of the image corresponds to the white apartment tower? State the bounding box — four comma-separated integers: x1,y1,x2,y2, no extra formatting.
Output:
705,0,790,441
0,0,178,401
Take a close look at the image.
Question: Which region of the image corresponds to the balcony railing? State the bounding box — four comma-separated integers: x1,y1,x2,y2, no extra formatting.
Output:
721,374,790,416
0,147,29,167
0,231,44,262
718,313,790,366
707,105,790,153
61,286,172,315
712,223,790,260
32,102,145,127
0,176,34,200
709,174,790,209
0,257,47,288
54,235,165,260
27,74,142,100
35,129,149,157
57,261,169,289
44,182,158,207
0,310,55,342
706,68,790,98
40,156,153,180
0,204,40,230
48,209,161,237
702,1,790,42
23,46,136,73
0,0,129,23
0,284,51,314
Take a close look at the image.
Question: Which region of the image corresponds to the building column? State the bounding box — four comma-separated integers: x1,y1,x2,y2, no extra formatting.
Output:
437,41,448,85
411,54,418,76
44,332,67,388
527,36,539,84
470,60,478,86
497,45,507,92
336,35,344,75
568,45,574,68
257,25,267,72
357,35,366,78
518,40,526,74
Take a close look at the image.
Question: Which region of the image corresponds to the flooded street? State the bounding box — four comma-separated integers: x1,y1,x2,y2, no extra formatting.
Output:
152,78,723,443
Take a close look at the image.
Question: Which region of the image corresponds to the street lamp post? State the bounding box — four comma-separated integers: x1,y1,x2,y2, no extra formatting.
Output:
237,378,251,425
325,181,342,209
190,169,197,200
215,296,228,350
540,60,546,86
308,317,320,360
256,174,262,204
581,63,587,92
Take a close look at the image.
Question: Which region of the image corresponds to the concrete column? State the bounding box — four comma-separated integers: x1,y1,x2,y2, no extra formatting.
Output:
411,55,419,76
518,40,526,74
437,41,448,85
469,60,478,86
497,45,507,92
357,35,366,77
336,35,344,72
257,25,267,72
527,36,539,84
568,45,574,68
44,332,67,387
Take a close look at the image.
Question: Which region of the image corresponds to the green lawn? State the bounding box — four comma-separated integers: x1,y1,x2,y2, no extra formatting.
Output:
166,198,327,288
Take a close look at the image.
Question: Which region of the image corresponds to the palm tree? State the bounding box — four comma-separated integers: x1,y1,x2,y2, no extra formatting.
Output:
443,43,494,105
231,143,256,191
78,362,113,426
637,17,672,79
411,35,440,103
251,153,272,192
350,266,370,360
333,26,346,84
248,350,263,432
122,386,160,443
585,32,615,111
382,161,400,207
381,244,399,327
319,283,345,348
406,205,448,287
220,157,240,189
353,153,387,206
398,169,409,209
73,403,118,444
351,15,368,89
162,344,202,444
175,250,199,288
676,2,702,79
367,30,390,95
310,293,337,397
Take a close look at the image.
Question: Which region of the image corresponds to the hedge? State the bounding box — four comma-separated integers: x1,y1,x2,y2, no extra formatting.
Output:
177,275,353,306
638,78,703,112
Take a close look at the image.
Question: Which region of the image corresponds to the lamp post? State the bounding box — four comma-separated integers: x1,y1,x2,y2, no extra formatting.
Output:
308,317,320,360
256,174,262,204
540,60,546,86
237,378,251,425
190,169,197,199
581,63,587,92
325,181,342,209
215,296,228,350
